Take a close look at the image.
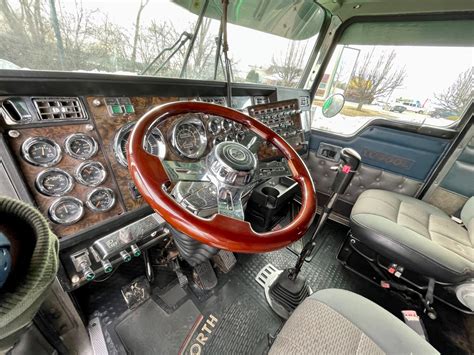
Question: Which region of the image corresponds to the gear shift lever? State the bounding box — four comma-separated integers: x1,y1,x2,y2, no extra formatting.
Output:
267,148,361,318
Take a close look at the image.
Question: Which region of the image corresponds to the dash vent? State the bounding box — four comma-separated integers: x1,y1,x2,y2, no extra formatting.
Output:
32,97,87,121
199,97,227,106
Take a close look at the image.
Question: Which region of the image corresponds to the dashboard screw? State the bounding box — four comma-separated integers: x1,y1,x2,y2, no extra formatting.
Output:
8,130,20,138
92,99,101,107
85,124,94,131
71,275,80,284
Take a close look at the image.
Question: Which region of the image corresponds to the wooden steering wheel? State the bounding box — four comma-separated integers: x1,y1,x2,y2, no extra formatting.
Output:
128,101,316,253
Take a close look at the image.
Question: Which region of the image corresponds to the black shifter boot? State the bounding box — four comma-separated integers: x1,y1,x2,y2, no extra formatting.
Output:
269,269,311,318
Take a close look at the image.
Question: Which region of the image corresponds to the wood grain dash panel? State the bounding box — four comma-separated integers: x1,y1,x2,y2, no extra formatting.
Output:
7,124,125,238
86,96,178,211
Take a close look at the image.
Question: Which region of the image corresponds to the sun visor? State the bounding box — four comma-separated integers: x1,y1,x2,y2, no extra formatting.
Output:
340,20,474,46
172,0,325,40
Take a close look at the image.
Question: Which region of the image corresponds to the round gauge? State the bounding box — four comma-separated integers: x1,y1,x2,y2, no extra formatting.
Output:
64,133,98,160
36,168,74,196
49,196,84,225
213,136,225,146
21,137,62,167
172,118,208,159
76,161,106,187
207,117,222,135
236,131,246,142
86,187,115,212
113,122,166,167
233,121,243,130
222,119,233,132
224,133,235,141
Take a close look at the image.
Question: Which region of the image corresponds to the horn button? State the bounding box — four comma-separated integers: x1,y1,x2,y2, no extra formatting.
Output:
207,141,257,186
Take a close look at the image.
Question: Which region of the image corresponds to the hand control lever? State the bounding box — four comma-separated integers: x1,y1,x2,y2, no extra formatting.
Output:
289,148,361,280
266,148,361,318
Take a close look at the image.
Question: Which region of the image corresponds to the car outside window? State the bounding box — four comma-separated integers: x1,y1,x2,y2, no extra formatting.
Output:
311,43,473,135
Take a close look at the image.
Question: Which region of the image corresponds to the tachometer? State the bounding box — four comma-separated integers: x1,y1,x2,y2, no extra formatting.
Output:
171,118,207,159
86,187,115,212
36,168,74,196
21,137,62,167
49,196,84,225
64,133,98,160
113,122,165,167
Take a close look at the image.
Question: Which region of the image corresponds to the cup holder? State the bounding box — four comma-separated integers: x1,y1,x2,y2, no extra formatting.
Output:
262,186,280,198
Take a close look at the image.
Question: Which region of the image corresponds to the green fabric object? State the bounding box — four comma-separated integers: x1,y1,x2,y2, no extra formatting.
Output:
340,20,474,47
172,0,325,40
0,197,59,351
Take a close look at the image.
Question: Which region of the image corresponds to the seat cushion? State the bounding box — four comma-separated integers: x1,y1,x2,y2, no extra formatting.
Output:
350,189,474,283
270,289,438,355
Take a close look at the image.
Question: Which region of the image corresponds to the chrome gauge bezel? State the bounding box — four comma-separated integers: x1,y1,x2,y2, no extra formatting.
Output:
75,161,107,187
207,117,223,135
35,168,74,196
222,119,233,132
171,117,208,159
113,122,166,167
86,187,116,212
21,137,62,167
49,196,84,225
64,133,98,160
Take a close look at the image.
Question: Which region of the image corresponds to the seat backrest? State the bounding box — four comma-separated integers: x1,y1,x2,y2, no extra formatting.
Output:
461,197,474,244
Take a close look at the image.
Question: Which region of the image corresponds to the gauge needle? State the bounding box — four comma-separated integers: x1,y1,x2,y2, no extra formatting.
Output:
41,147,45,156
62,205,69,214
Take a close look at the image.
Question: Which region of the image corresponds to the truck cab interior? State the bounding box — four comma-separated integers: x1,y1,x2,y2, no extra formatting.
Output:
0,0,472,354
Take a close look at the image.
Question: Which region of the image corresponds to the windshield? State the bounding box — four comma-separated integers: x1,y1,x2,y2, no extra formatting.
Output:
0,0,323,87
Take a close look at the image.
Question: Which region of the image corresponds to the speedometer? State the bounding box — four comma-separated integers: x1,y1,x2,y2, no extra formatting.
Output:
171,118,207,159
113,122,166,167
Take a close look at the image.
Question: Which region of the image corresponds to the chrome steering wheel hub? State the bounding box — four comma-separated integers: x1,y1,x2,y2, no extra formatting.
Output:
207,142,257,186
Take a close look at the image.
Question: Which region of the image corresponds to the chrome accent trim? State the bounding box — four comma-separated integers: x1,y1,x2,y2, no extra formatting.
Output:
207,116,223,135
75,161,107,187
113,121,135,167
64,133,98,160
86,187,116,212
21,136,62,167
35,168,74,197
49,196,84,225
113,121,166,167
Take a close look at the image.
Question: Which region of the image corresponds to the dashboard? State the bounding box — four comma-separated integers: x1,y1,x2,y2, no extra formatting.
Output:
0,75,311,289
1,95,308,237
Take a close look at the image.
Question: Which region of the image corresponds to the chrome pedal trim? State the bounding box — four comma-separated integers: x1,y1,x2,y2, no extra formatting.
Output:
88,317,108,355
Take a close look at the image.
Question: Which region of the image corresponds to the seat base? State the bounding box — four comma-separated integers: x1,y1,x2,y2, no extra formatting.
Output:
337,233,474,316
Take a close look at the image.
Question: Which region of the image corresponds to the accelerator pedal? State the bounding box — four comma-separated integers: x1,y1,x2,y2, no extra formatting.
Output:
212,250,237,273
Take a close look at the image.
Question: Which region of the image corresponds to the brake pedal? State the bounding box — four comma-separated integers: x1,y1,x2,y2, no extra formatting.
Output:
193,260,218,290
212,250,237,273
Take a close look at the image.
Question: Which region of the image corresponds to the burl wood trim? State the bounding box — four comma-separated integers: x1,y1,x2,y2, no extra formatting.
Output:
86,96,177,211
8,124,124,238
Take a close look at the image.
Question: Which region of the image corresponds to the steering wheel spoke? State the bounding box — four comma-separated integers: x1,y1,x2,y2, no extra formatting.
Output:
256,159,291,180
162,160,209,183
216,185,245,220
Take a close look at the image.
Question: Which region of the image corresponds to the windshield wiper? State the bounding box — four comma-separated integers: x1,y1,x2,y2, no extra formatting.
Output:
179,0,211,78
141,31,193,76
221,0,232,107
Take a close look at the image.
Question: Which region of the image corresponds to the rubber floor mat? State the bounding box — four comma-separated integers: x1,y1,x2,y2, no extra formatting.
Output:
115,299,201,354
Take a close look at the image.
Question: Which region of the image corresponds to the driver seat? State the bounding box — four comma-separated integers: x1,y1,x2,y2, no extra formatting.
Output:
270,289,438,354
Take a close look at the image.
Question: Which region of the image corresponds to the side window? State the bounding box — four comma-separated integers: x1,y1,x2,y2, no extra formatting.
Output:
311,44,473,135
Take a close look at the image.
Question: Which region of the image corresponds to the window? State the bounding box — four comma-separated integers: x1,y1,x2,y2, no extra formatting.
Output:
0,0,323,87
311,21,473,135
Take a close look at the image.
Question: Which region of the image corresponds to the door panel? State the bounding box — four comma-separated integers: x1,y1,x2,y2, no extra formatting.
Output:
306,124,451,217
309,126,450,181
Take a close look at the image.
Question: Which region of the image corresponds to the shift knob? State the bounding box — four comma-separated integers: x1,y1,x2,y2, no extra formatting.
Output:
330,148,362,194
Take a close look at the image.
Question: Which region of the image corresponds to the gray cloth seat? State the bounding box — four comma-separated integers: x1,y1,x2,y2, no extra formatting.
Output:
270,289,438,355
350,189,474,283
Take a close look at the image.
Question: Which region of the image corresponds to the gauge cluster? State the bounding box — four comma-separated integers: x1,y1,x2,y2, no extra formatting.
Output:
17,131,119,228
